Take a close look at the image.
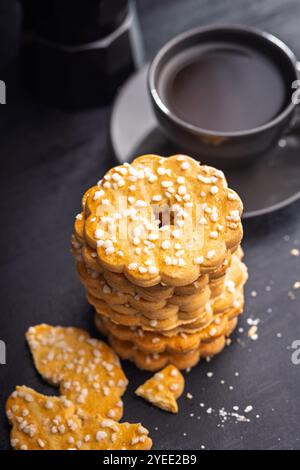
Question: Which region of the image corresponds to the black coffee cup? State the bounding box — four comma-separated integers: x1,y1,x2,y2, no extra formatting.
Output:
148,25,299,168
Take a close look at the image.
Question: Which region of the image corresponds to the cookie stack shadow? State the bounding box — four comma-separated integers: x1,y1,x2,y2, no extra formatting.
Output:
72,154,247,371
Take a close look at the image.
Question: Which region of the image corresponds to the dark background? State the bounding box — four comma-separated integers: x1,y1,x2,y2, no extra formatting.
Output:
0,0,300,450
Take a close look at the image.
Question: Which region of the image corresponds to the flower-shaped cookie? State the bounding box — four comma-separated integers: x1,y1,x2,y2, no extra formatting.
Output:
74,154,243,287
106,320,237,371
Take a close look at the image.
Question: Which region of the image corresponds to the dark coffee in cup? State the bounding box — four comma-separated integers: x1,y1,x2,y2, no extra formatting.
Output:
159,43,291,133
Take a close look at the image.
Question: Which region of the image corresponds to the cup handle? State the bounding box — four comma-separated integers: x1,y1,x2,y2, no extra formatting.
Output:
285,61,300,135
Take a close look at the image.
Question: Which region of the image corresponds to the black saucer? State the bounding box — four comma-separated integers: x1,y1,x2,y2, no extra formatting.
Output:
110,66,300,218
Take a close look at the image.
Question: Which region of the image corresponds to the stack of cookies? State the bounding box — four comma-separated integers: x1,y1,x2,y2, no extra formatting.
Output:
72,154,247,371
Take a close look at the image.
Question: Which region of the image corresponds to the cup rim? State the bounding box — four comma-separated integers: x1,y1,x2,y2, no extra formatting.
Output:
148,24,299,138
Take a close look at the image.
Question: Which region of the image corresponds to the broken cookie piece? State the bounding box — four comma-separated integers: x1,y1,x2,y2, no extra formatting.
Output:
6,386,152,450
135,365,184,413
26,324,128,421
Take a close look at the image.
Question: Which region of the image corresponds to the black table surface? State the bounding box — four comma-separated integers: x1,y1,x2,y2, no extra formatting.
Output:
1,0,300,451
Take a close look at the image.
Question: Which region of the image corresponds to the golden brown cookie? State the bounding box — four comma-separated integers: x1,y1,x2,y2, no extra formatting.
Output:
95,283,243,354
73,155,243,287
26,325,128,421
106,318,237,371
79,261,212,320
90,294,212,331
135,365,184,413
91,253,247,332
6,386,152,450
107,331,232,371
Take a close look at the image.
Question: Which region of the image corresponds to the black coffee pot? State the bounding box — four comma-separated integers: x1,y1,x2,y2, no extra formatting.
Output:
20,0,144,110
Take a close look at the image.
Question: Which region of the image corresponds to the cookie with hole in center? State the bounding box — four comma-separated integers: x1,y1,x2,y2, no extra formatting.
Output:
73,154,243,288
